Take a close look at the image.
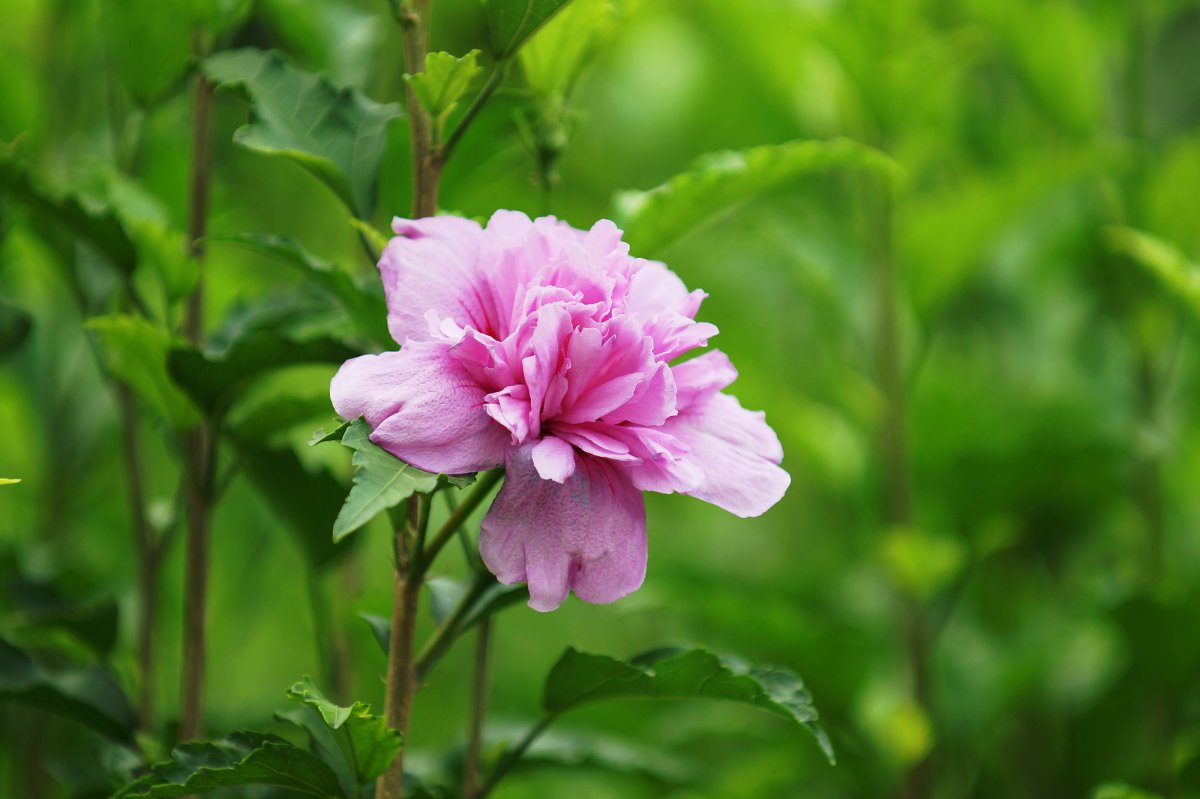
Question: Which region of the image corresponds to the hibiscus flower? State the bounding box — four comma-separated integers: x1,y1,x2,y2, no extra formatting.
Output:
331,211,789,611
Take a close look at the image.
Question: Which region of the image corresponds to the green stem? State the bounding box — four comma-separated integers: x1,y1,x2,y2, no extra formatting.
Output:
418,471,503,577
179,62,215,744
439,66,506,167
475,714,555,799
461,616,493,799
414,568,492,680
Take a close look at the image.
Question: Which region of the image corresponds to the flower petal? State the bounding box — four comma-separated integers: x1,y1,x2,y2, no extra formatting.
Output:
531,436,576,483
380,216,485,345
666,391,790,517
480,447,647,611
331,341,508,474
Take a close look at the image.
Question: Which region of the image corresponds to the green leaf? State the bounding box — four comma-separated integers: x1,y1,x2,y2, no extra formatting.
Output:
201,48,402,217
207,233,390,345
1107,226,1200,320
113,731,343,798
168,328,356,418
359,613,391,655
542,647,834,764
0,153,138,279
407,50,483,135
613,137,900,256
1092,785,1164,799
233,441,350,570
281,677,403,792
486,0,573,60
519,0,615,97
0,637,135,742
101,0,191,107
310,421,352,447
0,300,31,355
85,315,201,429
333,419,438,541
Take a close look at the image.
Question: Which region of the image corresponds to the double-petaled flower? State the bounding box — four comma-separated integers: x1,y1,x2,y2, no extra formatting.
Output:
331,211,789,611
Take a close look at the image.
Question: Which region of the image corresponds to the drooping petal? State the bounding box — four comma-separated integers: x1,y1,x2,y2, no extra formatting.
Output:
380,216,485,345
331,341,509,474
664,391,790,517
480,446,647,611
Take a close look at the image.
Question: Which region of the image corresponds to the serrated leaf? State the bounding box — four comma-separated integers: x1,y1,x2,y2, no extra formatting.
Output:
486,0,573,60
202,48,402,217
207,233,390,344
0,300,32,355
0,637,135,742
613,138,900,256
542,647,834,764
113,731,343,798
281,677,403,792
333,419,439,541
1107,226,1200,320
85,315,201,429
407,50,482,134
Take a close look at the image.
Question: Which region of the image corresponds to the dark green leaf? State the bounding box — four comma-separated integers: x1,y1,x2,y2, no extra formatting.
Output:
358,613,390,655
168,329,356,418
233,441,350,570
486,0,573,60
0,637,135,742
207,233,390,345
281,677,403,791
333,419,438,541
407,50,483,134
613,137,900,255
113,731,343,798
0,153,138,278
309,421,352,447
0,300,31,355
85,315,201,429
202,48,402,217
542,647,834,763
101,0,191,107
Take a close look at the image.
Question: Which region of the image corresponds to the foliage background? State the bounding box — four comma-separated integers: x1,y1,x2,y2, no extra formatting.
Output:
2,0,1200,797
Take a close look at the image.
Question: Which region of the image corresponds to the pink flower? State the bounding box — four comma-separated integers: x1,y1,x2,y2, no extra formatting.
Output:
331,211,790,611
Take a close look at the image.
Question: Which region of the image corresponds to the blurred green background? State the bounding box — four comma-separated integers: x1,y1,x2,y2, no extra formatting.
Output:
3,0,1200,797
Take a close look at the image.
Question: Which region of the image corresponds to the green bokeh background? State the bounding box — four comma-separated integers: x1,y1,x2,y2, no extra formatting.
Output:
3,0,1200,797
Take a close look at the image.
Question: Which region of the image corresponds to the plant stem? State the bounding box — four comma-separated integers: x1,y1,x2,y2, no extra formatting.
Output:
461,616,493,799
376,499,426,799
439,66,505,167
419,471,503,577
414,568,492,679
475,714,555,799
872,176,928,799
179,65,214,744
396,0,439,217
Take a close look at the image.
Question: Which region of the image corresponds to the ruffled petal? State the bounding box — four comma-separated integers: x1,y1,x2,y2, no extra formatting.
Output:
379,216,485,345
672,349,738,410
480,446,647,611
665,391,789,517
331,341,508,474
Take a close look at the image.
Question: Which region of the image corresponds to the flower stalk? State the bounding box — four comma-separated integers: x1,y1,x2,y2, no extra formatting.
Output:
179,63,215,744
